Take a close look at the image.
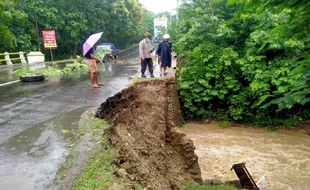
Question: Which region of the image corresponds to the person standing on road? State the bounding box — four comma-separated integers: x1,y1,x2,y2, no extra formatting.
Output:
84,47,104,88
139,33,154,78
156,34,172,76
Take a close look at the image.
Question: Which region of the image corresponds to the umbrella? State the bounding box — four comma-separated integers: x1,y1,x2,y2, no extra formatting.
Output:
83,32,103,56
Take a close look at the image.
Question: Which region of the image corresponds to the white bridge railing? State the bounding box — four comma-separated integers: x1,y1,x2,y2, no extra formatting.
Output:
0,52,27,65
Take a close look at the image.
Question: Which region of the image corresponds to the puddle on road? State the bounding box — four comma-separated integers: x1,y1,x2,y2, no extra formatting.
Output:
0,66,19,83
0,108,86,190
182,123,310,190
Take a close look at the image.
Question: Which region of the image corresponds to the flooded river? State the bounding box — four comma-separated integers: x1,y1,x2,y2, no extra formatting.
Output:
182,123,310,190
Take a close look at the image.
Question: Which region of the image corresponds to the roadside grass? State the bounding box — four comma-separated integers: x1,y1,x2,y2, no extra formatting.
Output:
186,184,237,190
71,117,117,190
77,117,109,136
73,146,117,190
71,116,139,190
55,117,109,180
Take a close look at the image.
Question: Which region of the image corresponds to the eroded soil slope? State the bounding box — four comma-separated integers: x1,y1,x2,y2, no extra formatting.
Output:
96,78,202,190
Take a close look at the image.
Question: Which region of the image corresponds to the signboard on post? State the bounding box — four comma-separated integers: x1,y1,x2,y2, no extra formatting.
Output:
42,30,57,63
42,30,57,48
154,18,168,42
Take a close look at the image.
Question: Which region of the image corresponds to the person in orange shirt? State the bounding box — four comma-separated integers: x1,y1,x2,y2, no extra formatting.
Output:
84,47,104,88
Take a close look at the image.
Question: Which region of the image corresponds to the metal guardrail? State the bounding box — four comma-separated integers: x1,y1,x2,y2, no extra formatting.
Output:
0,52,27,65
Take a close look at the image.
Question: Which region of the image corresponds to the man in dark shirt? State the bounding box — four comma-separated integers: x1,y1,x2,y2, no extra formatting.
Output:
156,34,172,76
84,47,104,88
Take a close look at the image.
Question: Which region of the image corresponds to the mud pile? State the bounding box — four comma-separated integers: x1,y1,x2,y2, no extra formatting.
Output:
96,78,202,189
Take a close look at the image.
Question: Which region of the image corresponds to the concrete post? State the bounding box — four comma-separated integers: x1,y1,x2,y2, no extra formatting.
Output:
19,52,28,65
4,52,13,65
7,65,13,80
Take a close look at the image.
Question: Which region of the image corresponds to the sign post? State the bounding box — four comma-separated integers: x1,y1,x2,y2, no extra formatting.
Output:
153,18,168,42
42,30,57,64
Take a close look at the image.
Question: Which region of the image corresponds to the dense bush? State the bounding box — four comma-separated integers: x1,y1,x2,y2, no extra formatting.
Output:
14,60,89,78
175,0,310,126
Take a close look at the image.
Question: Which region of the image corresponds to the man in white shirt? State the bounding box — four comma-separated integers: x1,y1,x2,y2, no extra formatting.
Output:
139,33,154,78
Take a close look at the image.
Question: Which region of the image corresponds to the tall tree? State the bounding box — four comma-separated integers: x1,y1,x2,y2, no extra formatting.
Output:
0,0,31,52
1,0,152,60
175,0,310,125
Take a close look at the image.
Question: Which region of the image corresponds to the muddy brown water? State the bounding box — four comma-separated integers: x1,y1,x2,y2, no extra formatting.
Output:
182,123,310,190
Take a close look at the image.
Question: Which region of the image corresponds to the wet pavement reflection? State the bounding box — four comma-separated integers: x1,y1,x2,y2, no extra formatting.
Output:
0,108,82,189
0,62,138,144
0,48,140,189
0,65,20,83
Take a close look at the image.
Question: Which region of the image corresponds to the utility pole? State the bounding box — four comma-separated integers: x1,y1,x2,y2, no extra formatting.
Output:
176,0,179,20
34,9,41,52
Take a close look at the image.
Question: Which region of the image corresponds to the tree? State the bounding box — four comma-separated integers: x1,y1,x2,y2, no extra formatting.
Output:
0,0,32,52
175,0,310,126
1,0,153,60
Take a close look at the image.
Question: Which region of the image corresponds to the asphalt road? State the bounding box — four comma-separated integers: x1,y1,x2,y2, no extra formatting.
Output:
0,47,140,189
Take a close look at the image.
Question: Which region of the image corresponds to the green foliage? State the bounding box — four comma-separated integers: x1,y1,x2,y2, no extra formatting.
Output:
13,67,41,77
62,61,88,75
0,0,31,51
219,121,231,128
41,66,64,76
0,0,154,59
14,60,89,78
95,49,109,61
253,115,300,129
175,0,310,126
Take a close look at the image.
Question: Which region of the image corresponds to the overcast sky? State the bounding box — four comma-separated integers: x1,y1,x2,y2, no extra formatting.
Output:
138,0,177,14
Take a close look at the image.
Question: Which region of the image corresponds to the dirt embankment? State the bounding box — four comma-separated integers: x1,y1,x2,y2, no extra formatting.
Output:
96,78,202,190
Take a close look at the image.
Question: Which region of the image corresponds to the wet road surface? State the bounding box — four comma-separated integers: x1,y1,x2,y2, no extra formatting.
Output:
0,48,140,189
0,65,20,84
182,123,310,190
